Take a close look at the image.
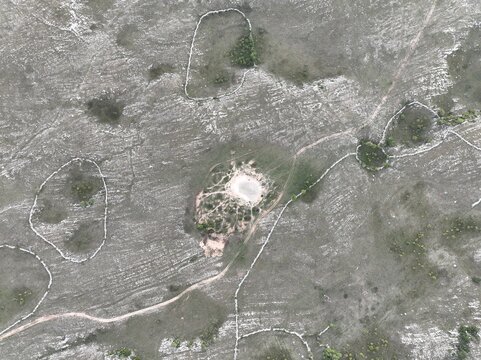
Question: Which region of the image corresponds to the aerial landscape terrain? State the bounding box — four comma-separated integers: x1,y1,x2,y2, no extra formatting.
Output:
1,0,481,359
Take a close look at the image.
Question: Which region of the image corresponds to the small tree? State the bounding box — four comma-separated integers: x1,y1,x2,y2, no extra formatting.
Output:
323,347,342,360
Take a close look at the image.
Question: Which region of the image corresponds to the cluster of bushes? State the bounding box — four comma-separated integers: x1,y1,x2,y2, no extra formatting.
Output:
455,325,479,360
170,319,224,351
108,347,141,360
322,347,342,360
403,115,431,144
13,287,33,306
71,180,100,204
287,161,319,203
357,140,388,172
230,34,258,67
442,216,480,240
199,319,224,349
438,109,478,126
87,95,124,124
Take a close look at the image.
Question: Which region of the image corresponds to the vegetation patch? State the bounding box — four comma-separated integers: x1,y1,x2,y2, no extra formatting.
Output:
441,215,481,241
286,160,320,203
341,326,400,360
13,286,33,306
108,347,141,359
454,325,479,360
230,33,259,67
186,10,256,98
256,345,293,360
437,109,478,126
388,229,440,281
199,319,224,349
0,286,35,325
67,165,103,205
148,63,175,81
64,222,102,253
322,347,342,360
447,25,481,107
385,106,434,147
87,95,124,124
357,140,388,172
36,199,67,224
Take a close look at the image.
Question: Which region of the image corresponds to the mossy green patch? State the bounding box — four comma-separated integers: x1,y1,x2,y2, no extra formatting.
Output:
230,33,259,68
437,109,478,126
357,141,388,172
385,106,434,147
286,160,321,203
322,347,342,360
67,166,103,204
341,326,400,360
455,325,479,360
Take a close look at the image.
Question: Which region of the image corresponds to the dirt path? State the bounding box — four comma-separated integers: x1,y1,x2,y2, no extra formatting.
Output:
364,0,438,128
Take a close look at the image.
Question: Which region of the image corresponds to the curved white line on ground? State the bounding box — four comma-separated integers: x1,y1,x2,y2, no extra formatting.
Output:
388,140,444,159
184,8,256,101
29,157,108,263
238,327,312,359
379,100,439,146
0,164,286,341
0,245,53,337
2,124,480,348
233,153,355,360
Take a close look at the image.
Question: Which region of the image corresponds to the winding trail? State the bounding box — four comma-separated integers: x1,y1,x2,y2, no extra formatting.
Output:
365,0,438,127
2,4,478,359
233,152,355,360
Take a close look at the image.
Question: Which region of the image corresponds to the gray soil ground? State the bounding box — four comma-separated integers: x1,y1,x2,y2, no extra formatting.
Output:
1,0,481,359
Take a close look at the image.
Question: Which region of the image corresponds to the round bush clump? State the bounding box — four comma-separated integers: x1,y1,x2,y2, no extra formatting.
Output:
357,140,388,172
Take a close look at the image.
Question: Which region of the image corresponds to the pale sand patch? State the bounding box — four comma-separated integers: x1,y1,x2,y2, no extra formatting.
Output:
227,173,265,206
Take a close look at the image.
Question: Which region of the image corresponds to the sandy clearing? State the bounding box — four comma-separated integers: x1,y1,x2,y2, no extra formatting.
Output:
227,173,264,205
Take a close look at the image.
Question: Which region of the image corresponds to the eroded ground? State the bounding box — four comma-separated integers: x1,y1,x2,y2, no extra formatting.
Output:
1,0,481,359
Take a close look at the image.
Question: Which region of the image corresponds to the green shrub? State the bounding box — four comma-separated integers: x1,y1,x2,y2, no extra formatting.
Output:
357,140,388,171
322,347,342,360
71,180,101,203
455,325,479,360
438,109,478,126
442,216,480,240
199,319,223,349
111,347,132,357
13,287,33,306
230,34,258,67
171,338,181,348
